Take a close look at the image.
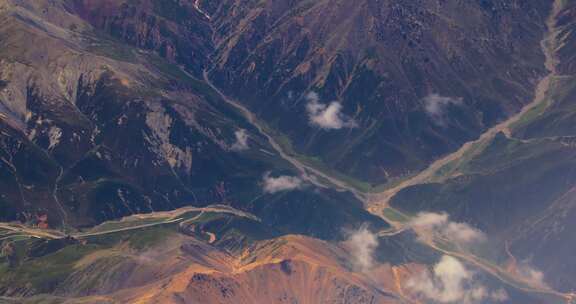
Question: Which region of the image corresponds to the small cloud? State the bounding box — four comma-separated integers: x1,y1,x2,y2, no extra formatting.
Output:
305,92,357,130
262,172,304,194
409,212,449,230
230,129,249,151
423,93,463,126
406,255,508,304
517,262,548,289
491,289,510,302
409,212,486,246
444,222,486,244
344,224,379,272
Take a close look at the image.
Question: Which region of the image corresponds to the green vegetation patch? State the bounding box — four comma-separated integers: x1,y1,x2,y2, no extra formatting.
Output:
0,244,99,293
86,217,170,234
125,226,175,250
382,208,411,223
84,30,137,63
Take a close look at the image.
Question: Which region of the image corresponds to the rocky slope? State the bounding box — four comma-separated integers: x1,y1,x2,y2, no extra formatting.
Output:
0,0,249,227
71,0,213,75
207,0,553,186
1,0,576,303
0,208,405,303
0,209,554,304
390,0,576,293
0,0,381,234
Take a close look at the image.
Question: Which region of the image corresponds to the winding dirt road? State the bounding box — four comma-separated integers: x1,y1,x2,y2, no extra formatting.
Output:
0,205,259,241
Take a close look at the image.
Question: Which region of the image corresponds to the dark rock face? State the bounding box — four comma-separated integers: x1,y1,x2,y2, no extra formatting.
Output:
71,0,213,75
2,0,576,302
207,0,552,185
0,0,384,232
390,1,576,292
0,0,264,227
71,0,555,186
0,0,566,242
0,122,60,224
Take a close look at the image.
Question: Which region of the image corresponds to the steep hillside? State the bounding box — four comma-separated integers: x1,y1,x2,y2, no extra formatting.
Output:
0,208,402,303
70,0,213,75
0,208,557,304
0,0,255,227
2,0,576,303
390,0,576,293
0,0,381,234
207,0,552,187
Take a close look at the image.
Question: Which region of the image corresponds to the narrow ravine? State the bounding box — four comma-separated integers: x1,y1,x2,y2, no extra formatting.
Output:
53,166,69,232
202,69,367,203
194,0,211,20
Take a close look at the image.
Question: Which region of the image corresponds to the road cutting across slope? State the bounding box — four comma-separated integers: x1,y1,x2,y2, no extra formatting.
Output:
0,205,259,241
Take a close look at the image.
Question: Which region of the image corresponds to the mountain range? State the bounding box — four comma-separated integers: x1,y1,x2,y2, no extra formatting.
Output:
1,0,576,303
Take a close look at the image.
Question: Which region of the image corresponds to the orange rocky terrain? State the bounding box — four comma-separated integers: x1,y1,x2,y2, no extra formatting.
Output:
78,235,414,304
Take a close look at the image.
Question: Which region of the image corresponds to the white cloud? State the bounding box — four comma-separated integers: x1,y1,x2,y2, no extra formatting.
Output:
409,212,486,246
423,93,463,126
230,129,249,151
406,255,509,304
409,212,449,230
406,212,550,303
344,224,378,272
305,92,357,130
444,222,486,244
491,289,510,302
517,262,548,289
262,172,304,194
